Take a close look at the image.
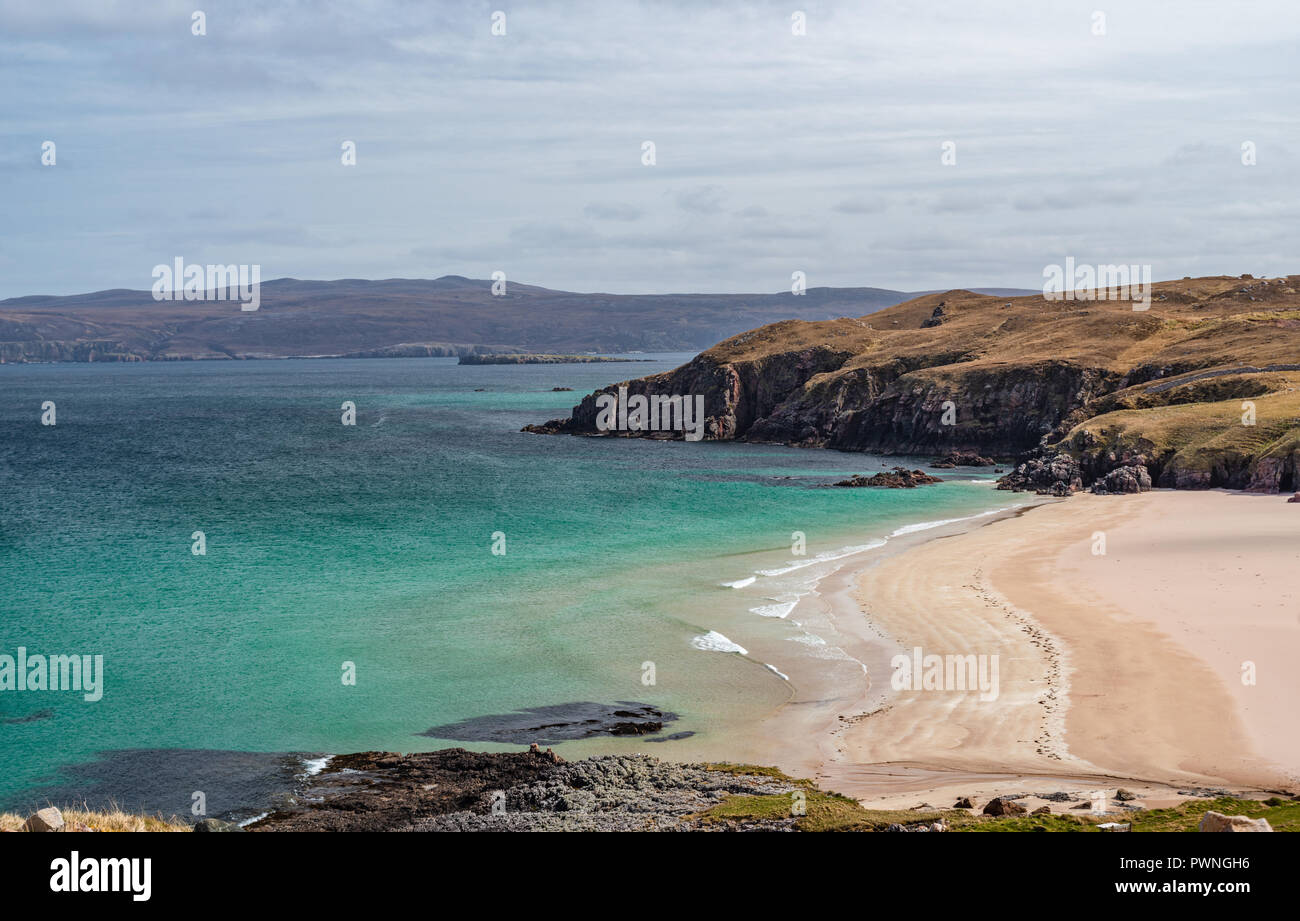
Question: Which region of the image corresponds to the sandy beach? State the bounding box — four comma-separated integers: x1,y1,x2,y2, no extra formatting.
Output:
803,490,1300,810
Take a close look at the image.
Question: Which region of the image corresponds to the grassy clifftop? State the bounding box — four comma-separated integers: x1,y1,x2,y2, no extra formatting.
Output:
544,274,1300,489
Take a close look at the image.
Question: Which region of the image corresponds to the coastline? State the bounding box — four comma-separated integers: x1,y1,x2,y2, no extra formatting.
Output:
542,488,1044,771
792,489,1298,809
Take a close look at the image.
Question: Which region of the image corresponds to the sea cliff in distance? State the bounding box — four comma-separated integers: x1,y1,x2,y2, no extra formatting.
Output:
0,276,1034,363
532,274,1300,494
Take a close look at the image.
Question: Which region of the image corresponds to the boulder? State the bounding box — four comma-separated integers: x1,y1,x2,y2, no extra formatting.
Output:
22,807,64,833
193,818,243,832
982,797,1027,817
953,797,974,809
1115,788,1137,802
997,450,1083,495
1031,805,1051,815
1198,811,1273,832
1090,463,1152,495
1288,492,1300,504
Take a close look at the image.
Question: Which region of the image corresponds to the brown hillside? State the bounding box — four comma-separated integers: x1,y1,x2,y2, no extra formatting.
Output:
540,275,1300,491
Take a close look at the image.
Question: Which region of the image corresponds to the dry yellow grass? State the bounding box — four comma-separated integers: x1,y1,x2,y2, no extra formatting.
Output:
0,805,189,832
708,275,1300,372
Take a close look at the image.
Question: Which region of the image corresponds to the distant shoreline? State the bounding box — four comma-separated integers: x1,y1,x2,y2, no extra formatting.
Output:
457,353,654,365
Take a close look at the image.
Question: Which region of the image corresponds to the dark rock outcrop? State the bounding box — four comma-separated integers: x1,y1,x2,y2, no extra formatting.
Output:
996,449,1083,495
249,750,801,832
932,451,996,468
832,467,943,488
1090,462,1153,495
421,702,677,745
920,302,948,328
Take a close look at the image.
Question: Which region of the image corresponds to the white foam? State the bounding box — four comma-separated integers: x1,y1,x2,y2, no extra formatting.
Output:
690,630,748,655
764,663,790,681
755,539,887,577
888,506,1013,537
301,756,331,777
789,632,827,647
237,812,269,827
750,600,798,619
720,576,757,589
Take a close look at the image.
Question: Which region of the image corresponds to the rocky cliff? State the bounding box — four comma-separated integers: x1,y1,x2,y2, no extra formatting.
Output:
530,275,1300,492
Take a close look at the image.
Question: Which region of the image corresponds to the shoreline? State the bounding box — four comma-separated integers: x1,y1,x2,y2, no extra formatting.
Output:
9,486,1294,825
785,488,1298,810
722,497,1048,788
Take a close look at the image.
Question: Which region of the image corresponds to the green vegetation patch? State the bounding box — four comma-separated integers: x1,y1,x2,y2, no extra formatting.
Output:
1127,796,1300,833
701,762,814,787
698,790,913,831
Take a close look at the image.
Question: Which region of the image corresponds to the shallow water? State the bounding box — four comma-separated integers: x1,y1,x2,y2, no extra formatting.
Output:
0,355,1018,816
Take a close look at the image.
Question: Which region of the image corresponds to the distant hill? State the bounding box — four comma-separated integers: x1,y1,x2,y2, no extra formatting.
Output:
0,276,1035,363
533,275,1300,492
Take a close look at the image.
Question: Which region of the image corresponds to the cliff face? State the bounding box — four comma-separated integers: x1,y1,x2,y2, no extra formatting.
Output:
534,275,1300,492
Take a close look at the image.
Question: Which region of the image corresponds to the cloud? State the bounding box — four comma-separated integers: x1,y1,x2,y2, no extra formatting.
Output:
674,185,725,215
0,0,1297,296
583,202,643,221
833,198,886,215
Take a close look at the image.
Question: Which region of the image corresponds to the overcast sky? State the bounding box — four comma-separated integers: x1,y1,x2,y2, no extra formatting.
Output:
2,0,1297,298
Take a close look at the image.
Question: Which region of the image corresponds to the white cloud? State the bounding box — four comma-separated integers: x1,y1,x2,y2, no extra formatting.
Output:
0,0,1297,297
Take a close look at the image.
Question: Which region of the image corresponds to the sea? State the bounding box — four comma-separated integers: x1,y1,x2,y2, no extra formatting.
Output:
0,355,1025,820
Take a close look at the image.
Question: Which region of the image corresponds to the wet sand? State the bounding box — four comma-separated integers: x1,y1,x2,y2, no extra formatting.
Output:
788,490,1299,809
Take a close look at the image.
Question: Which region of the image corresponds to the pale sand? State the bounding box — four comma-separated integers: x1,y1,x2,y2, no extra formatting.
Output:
804,490,1299,809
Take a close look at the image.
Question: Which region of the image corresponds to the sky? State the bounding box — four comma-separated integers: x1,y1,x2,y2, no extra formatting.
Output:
2,0,1298,298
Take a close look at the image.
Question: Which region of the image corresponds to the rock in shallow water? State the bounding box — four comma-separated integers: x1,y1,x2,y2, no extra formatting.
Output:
421,701,678,745
832,467,942,488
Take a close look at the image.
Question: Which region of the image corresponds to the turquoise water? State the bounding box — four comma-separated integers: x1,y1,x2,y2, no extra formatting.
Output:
0,356,1015,814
